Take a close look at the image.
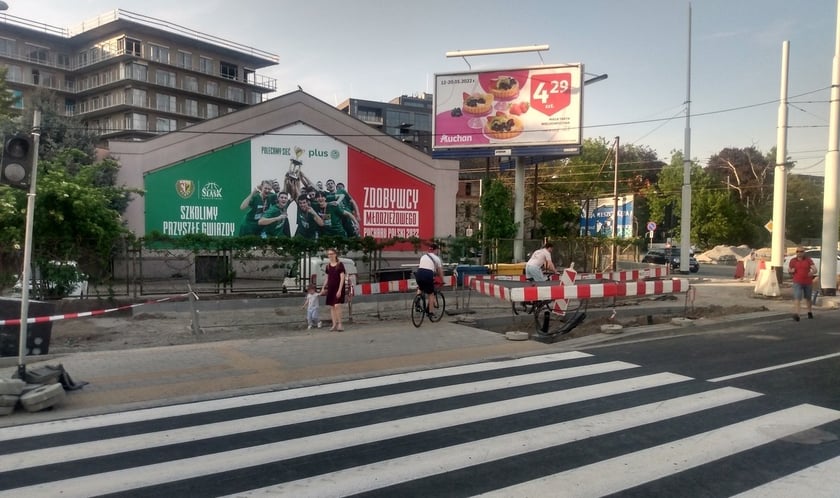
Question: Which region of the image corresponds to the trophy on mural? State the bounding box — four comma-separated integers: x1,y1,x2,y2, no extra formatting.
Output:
284,145,313,200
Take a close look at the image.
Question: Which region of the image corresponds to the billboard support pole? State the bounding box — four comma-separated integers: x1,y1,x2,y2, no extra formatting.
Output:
612,136,619,271
514,157,525,262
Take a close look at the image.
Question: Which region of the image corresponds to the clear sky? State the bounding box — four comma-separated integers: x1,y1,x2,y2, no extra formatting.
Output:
4,0,838,174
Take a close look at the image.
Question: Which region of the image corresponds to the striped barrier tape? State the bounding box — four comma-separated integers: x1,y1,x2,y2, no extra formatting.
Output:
0,294,186,327
353,275,456,296
469,277,689,303
463,267,667,287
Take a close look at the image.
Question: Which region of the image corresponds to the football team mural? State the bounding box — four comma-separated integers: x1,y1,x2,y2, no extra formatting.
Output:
144,123,435,241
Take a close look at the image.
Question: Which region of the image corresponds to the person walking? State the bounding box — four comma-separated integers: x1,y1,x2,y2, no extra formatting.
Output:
321,248,347,331
525,242,557,282
788,246,817,321
415,242,444,317
302,283,322,330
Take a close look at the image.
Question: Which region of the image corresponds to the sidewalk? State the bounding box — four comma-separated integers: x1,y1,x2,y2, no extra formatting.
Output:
0,277,835,427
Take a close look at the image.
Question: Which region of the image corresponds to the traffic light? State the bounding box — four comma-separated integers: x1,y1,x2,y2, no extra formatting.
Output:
1,133,35,190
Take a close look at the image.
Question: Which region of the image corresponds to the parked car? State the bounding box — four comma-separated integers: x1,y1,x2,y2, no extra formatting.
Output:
641,250,700,273
782,249,840,276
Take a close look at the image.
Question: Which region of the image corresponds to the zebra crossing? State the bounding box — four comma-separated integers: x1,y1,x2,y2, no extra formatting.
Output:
0,351,838,497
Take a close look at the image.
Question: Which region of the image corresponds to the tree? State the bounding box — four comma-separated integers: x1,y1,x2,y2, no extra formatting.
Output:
480,178,517,240
785,174,823,243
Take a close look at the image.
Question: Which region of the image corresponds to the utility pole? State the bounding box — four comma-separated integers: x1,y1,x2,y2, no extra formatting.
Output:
771,41,790,287
680,2,693,275
612,136,619,271
821,0,840,296
16,110,41,379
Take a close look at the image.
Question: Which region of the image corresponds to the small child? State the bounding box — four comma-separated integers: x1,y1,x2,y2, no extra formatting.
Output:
302,283,322,329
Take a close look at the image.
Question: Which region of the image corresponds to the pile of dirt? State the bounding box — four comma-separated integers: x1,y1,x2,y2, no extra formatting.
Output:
696,245,753,264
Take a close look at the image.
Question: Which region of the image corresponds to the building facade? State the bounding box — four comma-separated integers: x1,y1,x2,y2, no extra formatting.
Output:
0,9,277,139
337,93,433,153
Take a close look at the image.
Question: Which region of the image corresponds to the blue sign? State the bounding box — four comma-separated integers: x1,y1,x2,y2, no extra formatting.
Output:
580,196,634,238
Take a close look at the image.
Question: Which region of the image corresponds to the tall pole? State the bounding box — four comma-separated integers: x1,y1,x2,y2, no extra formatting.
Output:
771,41,790,284
514,157,525,261
16,110,41,379
612,136,619,271
821,0,840,296
679,2,693,274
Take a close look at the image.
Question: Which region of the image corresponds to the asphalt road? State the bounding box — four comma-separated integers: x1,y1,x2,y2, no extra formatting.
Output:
2,312,838,496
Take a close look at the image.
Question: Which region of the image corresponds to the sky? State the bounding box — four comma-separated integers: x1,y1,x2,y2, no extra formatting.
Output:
3,0,839,175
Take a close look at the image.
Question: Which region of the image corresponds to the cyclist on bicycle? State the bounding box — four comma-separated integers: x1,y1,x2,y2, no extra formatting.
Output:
416,242,444,316
525,242,557,282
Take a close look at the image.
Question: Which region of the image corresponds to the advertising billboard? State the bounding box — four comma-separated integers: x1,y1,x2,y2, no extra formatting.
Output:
432,64,583,157
579,195,635,238
144,123,435,241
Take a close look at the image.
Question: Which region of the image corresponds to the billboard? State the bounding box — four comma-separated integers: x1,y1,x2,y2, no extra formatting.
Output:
579,195,635,238
144,123,435,241
432,64,583,157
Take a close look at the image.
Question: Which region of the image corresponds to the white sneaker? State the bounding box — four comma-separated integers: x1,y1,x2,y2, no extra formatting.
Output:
317,321,322,328
307,324,312,330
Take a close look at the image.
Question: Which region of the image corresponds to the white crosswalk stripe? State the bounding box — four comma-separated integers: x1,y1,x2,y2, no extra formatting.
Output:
0,351,838,497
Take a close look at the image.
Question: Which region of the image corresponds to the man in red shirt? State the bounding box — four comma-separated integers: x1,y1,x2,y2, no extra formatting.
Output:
787,246,817,321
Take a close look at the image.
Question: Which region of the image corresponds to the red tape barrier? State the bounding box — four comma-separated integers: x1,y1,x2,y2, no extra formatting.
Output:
469,277,689,302
353,275,456,296
0,294,187,327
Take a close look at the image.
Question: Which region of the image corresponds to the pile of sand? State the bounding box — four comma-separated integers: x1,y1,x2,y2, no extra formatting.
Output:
696,245,753,264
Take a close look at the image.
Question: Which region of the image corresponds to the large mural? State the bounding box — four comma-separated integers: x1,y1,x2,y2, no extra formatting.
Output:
144,123,435,241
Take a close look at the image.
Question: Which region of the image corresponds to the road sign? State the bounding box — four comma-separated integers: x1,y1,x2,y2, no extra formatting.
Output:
646,221,657,232
764,220,773,233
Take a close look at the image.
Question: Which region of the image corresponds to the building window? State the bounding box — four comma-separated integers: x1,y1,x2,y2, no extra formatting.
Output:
185,99,198,117
155,69,176,88
199,56,213,74
125,112,147,131
11,90,23,110
121,37,142,57
176,50,192,70
184,75,198,92
124,62,148,82
226,86,244,102
5,65,22,83
156,117,177,132
77,50,88,67
0,37,16,56
57,53,70,68
148,44,169,63
249,91,262,105
465,205,472,219
205,81,219,97
155,93,176,112
206,103,219,118
26,44,48,64
220,61,238,80
126,88,147,106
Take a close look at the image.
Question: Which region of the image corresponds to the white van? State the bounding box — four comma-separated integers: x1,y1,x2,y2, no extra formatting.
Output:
285,256,357,289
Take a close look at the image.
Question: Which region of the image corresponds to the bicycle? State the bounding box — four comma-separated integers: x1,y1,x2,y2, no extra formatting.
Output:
411,286,446,327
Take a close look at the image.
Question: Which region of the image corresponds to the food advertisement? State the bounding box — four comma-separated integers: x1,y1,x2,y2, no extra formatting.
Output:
432,64,583,151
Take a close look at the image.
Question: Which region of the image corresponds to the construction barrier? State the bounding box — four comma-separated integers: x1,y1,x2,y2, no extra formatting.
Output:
0,294,185,327
469,277,690,303
462,267,668,288
353,275,456,296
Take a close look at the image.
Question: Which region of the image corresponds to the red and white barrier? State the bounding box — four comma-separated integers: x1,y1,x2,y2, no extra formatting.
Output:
353,275,456,296
470,278,689,302
0,294,184,327
462,267,667,288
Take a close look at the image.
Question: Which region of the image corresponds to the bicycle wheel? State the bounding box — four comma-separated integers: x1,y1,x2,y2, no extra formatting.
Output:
533,301,551,333
429,290,445,322
512,301,527,315
411,293,425,327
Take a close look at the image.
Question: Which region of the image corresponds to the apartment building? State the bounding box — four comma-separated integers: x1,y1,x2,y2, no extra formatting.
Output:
0,9,278,139
337,93,433,153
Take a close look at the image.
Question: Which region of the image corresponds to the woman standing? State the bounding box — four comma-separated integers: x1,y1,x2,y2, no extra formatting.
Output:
321,248,346,331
